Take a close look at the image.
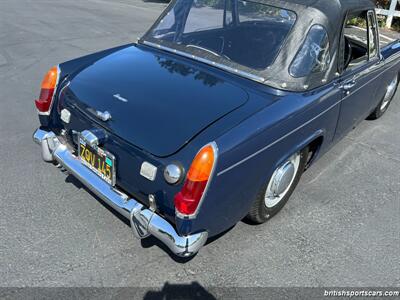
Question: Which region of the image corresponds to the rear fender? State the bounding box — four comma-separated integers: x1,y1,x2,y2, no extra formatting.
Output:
250,129,326,200
269,129,325,172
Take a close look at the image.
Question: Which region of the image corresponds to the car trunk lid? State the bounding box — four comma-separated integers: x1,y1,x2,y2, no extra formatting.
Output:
63,45,249,157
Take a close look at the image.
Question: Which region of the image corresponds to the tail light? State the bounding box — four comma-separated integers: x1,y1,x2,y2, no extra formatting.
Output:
35,66,60,115
174,142,218,218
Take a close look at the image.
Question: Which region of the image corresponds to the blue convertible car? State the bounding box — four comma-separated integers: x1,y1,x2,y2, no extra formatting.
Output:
33,0,400,257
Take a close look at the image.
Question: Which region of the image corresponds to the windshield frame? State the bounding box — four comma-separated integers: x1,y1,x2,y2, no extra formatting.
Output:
139,0,297,83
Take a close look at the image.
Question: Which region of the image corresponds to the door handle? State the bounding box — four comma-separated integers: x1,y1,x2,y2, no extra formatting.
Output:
340,80,356,95
340,80,356,91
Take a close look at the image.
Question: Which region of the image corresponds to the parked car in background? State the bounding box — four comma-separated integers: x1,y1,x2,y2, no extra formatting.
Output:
33,0,400,258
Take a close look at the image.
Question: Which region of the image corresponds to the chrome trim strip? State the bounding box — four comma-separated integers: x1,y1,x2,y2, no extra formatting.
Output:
218,60,400,176
341,59,399,99
142,41,265,83
33,129,208,257
384,51,400,64
217,100,340,176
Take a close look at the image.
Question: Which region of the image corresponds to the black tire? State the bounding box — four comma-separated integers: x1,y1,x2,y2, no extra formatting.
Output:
246,147,309,224
368,74,398,120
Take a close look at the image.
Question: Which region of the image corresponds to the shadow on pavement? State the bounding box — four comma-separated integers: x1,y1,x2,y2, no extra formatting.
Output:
144,282,216,300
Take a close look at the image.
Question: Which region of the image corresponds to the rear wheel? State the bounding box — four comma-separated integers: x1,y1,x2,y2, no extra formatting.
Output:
246,148,309,224
368,75,398,120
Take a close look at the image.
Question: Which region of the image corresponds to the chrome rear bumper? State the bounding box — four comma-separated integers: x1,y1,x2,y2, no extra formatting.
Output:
33,128,208,257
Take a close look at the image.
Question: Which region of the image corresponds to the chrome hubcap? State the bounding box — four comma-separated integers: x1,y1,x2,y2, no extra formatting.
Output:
381,76,398,111
265,153,301,208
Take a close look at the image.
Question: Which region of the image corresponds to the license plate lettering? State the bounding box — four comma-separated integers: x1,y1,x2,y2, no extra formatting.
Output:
97,159,111,178
79,138,115,186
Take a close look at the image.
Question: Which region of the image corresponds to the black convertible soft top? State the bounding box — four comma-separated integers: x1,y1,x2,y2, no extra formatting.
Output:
265,0,375,18
258,0,376,91
142,0,376,91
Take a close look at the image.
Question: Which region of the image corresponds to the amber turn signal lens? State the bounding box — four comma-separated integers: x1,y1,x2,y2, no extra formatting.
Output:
187,144,215,182
41,66,59,89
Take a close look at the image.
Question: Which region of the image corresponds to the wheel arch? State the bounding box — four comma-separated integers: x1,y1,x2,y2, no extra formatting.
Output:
272,129,326,173
304,135,325,169
248,128,326,208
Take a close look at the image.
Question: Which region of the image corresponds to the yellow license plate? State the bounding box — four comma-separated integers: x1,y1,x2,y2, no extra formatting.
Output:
78,138,115,186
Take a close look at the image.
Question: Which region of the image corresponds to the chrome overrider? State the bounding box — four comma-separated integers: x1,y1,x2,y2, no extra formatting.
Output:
33,128,208,257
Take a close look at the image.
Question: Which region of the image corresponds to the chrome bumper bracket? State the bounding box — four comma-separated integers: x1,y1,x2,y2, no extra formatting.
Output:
33,128,208,257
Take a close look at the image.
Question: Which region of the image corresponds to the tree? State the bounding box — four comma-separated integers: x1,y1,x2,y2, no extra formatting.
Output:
376,0,391,8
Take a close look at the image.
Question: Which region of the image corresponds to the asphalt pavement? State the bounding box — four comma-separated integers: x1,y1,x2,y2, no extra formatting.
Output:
0,0,399,292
